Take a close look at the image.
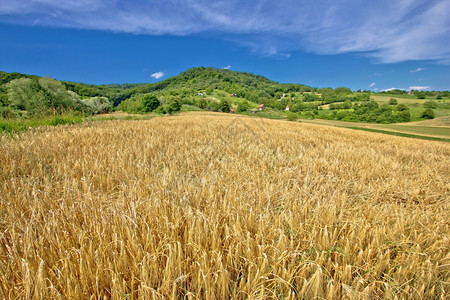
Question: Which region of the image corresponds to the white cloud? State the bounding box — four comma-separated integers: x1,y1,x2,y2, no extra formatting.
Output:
0,0,449,63
410,67,426,73
223,65,231,70
150,72,164,79
409,86,432,91
369,82,376,88
381,88,405,92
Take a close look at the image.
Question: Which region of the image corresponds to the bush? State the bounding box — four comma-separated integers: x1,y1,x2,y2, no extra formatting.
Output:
82,97,112,114
423,100,438,109
207,101,220,112
219,99,230,113
417,93,426,99
421,108,435,119
196,99,207,109
154,106,166,114
396,104,408,111
236,101,249,113
165,98,181,114
335,110,349,120
388,98,398,105
286,112,298,121
0,107,17,119
396,110,411,122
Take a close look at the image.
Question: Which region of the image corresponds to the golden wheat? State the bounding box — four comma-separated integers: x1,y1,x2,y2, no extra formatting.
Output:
0,112,449,299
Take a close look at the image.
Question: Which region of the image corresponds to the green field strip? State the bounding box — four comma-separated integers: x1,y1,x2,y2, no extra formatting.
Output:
346,127,450,142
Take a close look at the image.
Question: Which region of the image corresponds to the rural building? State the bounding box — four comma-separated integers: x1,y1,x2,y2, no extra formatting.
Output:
229,108,235,113
197,92,204,96
285,106,290,111
230,93,237,97
258,104,266,110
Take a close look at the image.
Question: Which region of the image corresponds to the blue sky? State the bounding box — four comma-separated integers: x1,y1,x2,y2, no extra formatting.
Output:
0,0,449,91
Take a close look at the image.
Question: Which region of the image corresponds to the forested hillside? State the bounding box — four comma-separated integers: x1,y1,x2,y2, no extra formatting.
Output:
1,67,448,124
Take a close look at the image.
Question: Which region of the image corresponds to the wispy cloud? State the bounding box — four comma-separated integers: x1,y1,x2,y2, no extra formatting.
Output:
1,0,449,63
223,65,231,70
409,86,431,91
369,82,376,88
410,67,426,73
381,88,405,92
150,71,164,79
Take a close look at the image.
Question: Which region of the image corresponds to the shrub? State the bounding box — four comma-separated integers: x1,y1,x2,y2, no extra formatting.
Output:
154,106,166,114
423,100,438,109
396,104,408,111
421,108,435,119
236,102,249,113
219,99,230,113
0,107,17,119
388,98,398,105
396,110,411,122
196,99,207,109
165,98,181,114
417,93,426,99
286,112,298,121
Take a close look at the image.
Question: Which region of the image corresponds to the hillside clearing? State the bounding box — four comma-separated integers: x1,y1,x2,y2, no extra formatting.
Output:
1,112,449,299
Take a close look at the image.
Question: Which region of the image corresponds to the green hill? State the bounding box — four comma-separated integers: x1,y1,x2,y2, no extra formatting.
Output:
1,67,448,124
1,67,316,109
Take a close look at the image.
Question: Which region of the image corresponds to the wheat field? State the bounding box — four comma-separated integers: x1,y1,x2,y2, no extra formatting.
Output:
0,112,449,299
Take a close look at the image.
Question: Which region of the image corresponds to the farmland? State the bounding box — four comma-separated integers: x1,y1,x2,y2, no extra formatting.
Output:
1,112,448,299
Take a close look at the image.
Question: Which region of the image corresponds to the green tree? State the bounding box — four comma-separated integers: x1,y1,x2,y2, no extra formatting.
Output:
236,101,249,113
416,92,426,99
388,98,398,105
7,77,81,114
421,108,435,119
196,98,207,109
397,110,411,122
7,78,47,114
396,104,408,111
38,77,75,110
286,112,298,121
343,100,352,109
141,94,160,112
82,97,112,114
219,99,230,112
165,98,181,114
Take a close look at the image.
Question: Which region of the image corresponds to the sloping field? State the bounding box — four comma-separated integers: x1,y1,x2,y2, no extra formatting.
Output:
406,116,450,127
1,113,449,299
377,124,450,138
303,118,450,140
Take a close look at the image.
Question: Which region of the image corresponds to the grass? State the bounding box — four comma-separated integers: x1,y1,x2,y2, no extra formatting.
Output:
242,109,288,119
378,124,450,137
0,111,159,136
346,126,450,142
370,94,449,104
0,113,83,135
0,112,448,299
